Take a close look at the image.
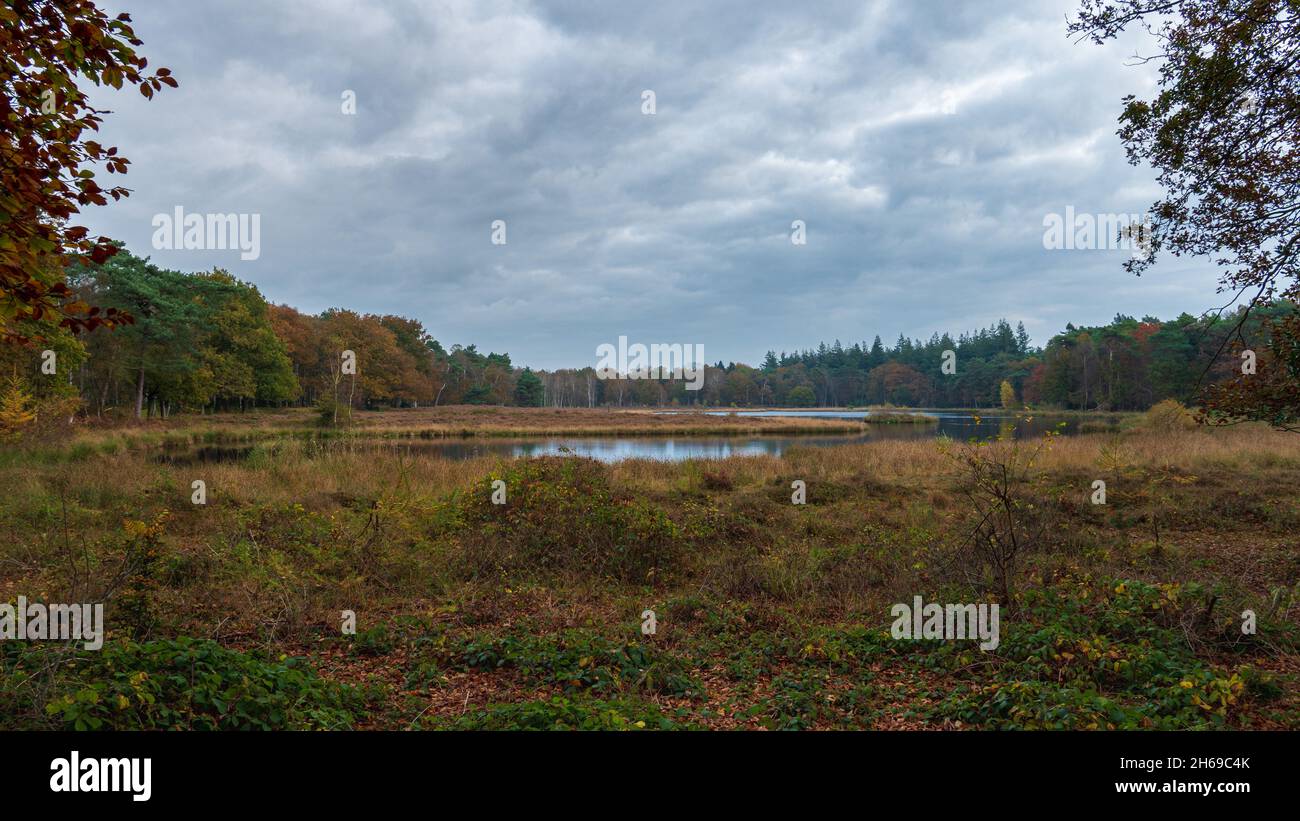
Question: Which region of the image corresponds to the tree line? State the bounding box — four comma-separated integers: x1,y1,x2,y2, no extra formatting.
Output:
540,309,1291,411
2,248,1288,431
0,249,521,423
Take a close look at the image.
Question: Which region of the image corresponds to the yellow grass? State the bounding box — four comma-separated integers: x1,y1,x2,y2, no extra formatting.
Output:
111,423,1296,515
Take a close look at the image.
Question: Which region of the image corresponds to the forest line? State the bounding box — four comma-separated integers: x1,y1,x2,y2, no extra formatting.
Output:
0,248,1286,433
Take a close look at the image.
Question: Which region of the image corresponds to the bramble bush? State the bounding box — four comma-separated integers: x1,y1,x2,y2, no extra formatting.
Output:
425,629,701,697
430,695,689,730
4,637,363,730
934,579,1250,729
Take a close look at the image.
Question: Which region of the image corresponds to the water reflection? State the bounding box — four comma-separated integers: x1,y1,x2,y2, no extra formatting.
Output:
158,411,1079,465
678,409,1077,443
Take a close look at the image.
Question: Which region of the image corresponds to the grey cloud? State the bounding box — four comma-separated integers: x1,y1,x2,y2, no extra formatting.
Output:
82,0,1218,369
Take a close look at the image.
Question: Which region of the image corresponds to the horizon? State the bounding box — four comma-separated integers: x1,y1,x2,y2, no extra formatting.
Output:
99,242,1236,370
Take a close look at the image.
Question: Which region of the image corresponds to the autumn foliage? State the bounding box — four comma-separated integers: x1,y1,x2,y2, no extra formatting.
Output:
0,0,175,344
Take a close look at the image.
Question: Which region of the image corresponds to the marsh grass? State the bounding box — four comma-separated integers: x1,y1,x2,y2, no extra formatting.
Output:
861,412,940,424
1,420,1298,729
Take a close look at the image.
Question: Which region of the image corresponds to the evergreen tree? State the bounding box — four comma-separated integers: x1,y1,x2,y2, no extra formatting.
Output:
513,367,544,407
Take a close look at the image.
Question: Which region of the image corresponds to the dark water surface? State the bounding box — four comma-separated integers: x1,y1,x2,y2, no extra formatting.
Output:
158,411,1083,465
691,409,1079,438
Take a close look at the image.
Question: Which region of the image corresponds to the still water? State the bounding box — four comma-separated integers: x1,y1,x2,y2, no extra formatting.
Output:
161,411,1082,465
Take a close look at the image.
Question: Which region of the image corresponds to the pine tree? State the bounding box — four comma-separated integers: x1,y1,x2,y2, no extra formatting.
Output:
1015,322,1031,356
513,367,545,407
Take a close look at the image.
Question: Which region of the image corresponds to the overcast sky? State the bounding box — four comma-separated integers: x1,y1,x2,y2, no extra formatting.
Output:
82,0,1221,369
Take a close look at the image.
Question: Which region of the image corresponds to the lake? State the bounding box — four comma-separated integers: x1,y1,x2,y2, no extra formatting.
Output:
160,411,1083,465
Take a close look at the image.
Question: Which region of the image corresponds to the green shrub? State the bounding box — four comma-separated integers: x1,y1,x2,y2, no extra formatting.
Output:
350,625,394,656
431,695,688,730
315,397,354,428
760,671,827,730
18,637,363,730
432,630,701,697
933,580,1246,729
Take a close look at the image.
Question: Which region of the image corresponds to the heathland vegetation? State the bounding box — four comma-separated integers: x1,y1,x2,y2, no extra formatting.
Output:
1,407,1297,730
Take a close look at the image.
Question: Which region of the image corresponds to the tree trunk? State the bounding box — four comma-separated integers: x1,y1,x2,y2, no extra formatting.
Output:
135,366,146,419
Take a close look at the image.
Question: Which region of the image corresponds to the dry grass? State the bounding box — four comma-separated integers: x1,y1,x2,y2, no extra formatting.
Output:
607,424,1300,490
54,405,870,451
28,422,1298,511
